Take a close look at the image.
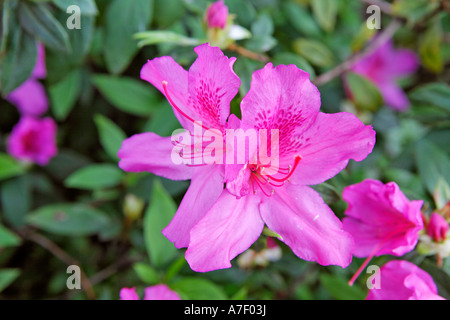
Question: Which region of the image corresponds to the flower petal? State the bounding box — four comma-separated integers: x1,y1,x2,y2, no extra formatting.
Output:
188,43,240,128
379,82,411,111
6,78,48,117
143,284,181,300
119,287,140,300
240,63,320,158
185,190,264,272
390,49,419,76
162,164,224,248
259,184,353,267
118,132,193,180
290,112,375,186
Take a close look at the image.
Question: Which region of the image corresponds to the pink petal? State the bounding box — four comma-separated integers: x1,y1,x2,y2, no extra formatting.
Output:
260,184,353,268
390,49,419,76
162,164,224,248
32,43,47,79
118,132,193,181
240,63,320,159
6,78,48,117
140,56,192,130
120,287,140,300
143,284,181,300
187,43,240,128
185,190,264,272
378,82,411,111
290,112,375,186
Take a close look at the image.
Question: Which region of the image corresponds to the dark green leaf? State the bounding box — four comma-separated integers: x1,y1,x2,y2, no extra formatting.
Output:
94,114,127,161
49,69,82,120
0,153,26,181
319,274,366,300
133,263,159,285
52,0,98,15
171,277,227,300
1,175,31,227
65,164,124,190
0,269,20,293
409,83,450,113
0,224,21,248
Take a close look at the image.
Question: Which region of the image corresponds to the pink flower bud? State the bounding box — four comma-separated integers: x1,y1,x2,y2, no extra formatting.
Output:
205,0,228,29
427,213,449,243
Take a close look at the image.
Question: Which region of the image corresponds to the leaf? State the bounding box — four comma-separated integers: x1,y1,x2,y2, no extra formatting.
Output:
144,179,178,267
65,164,124,190
49,69,82,120
0,153,26,181
409,83,450,113
104,0,152,74
0,269,20,293
0,23,38,95
133,263,159,285
415,139,450,196
282,2,321,38
345,72,383,111
27,203,110,236
0,224,21,248
94,114,127,161
171,277,227,300
419,259,450,299
134,31,201,47
1,175,31,227
311,0,338,32
434,178,450,210
419,19,443,74
52,0,98,16
18,1,71,52
293,38,334,67
154,0,183,28
319,274,366,300
92,75,157,116
272,52,316,78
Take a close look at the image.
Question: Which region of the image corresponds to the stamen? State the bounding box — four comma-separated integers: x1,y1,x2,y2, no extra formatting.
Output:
267,155,302,183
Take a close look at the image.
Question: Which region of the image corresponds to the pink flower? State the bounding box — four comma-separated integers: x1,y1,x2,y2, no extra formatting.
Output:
205,0,228,29
6,43,48,117
185,63,375,272
118,44,376,272
342,179,424,284
7,116,58,166
427,213,449,243
366,260,445,300
120,284,181,300
349,39,419,111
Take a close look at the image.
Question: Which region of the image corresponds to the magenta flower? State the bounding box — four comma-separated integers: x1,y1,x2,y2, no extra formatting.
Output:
6,43,48,117
349,39,419,111
185,63,375,272
7,116,57,166
119,44,376,272
366,260,445,300
427,213,449,243
342,179,424,284
205,0,229,29
120,285,181,300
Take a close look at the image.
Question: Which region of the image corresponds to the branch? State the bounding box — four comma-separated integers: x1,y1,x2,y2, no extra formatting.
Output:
227,43,270,63
18,229,96,300
312,19,402,86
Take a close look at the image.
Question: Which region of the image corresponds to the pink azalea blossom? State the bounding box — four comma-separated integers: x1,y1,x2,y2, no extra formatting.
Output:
120,284,181,300
366,260,445,300
6,43,48,117
348,39,419,111
7,116,57,166
205,0,228,29
118,43,376,272
342,179,424,284
427,213,449,243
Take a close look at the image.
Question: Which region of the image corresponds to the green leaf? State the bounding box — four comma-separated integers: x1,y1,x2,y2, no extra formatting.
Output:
144,179,178,267
104,0,152,74
65,164,124,190
92,75,157,116
0,24,38,95
0,153,26,181
345,72,383,111
392,0,440,25
27,204,110,236
419,19,443,74
49,69,82,120
293,38,334,67
272,52,316,78
133,263,159,285
154,0,184,28
18,1,71,52
0,224,21,248
94,114,127,161
134,31,201,47
409,83,450,113
319,274,366,300
0,269,20,293
415,139,450,196
311,0,338,32
433,178,450,210
172,277,227,300
52,0,98,15
282,2,321,38
1,175,31,227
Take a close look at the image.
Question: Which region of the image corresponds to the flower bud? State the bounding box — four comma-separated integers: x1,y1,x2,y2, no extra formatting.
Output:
427,213,449,243
123,194,145,222
205,0,228,29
